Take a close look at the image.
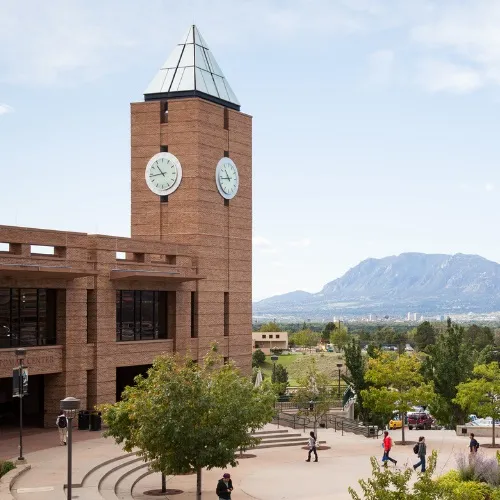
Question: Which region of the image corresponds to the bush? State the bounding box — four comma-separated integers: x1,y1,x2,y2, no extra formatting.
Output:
252,349,265,367
0,461,15,478
270,347,283,356
437,470,496,500
455,451,500,486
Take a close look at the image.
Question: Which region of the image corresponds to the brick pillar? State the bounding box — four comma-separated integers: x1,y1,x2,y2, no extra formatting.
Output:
174,290,192,357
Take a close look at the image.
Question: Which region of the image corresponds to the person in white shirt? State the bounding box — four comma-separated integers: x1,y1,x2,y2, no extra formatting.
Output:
306,431,318,462
56,411,68,445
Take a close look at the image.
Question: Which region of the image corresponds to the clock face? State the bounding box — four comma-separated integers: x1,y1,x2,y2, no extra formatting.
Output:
215,158,239,199
145,152,182,196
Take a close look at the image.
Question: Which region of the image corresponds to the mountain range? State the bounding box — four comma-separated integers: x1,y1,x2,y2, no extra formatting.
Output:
253,253,500,319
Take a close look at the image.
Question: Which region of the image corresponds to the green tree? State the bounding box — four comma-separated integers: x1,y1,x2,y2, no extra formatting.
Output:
422,320,474,428
343,338,369,420
290,329,321,350
100,349,276,499
259,321,282,332
455,362,500,446
465,325,494,352
414,321,436,352
361,353,434,443
331,324,349,351
271,364,289,395
366,344,379,358
321,321,336,342
252,348,266,367
293,358,334,435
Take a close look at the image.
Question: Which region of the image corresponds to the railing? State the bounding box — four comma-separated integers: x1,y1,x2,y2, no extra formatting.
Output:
274,400,343,412
272,411,381,438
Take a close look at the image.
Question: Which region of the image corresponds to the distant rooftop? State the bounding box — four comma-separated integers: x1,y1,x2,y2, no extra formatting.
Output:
144,25,240,110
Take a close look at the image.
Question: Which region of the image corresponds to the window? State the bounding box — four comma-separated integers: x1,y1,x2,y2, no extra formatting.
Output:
161,101,169,123
224,199,229,207
191,291,198,338
269,335,273,339
224,108,229,130
224,292,229,337
276,334,280,339
160,145,168,152
224,357,229,364
262,335,266,339
224,150,229,157
116,291,167,341
0,288,57,348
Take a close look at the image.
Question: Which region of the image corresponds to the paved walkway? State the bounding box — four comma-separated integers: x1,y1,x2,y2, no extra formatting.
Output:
7,426,489,499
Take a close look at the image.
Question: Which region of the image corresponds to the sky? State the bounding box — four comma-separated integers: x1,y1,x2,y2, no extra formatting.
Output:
1,1,500,302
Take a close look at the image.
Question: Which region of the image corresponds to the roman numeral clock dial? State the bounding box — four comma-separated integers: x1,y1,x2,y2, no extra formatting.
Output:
145,152,182,196
215,157,239,200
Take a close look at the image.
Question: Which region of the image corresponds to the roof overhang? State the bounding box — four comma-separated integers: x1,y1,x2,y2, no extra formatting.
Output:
110,268,205,283
144,89,240,111
0,264,98,279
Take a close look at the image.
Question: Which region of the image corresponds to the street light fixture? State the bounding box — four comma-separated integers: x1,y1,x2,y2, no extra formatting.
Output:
15,348,27,463
336,363,343,397
61,397,80,500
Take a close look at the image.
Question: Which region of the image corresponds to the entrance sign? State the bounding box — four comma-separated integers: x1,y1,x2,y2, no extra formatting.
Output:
12,367,28,398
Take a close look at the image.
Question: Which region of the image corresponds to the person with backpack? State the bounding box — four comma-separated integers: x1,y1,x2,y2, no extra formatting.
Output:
470,433,480,454
413,436,426,472
382,430,397,467
306,431,318,462
56,411,68,445
216,473,233,499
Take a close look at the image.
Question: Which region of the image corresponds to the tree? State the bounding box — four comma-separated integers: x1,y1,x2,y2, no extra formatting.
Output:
422,321,474,428
455,362,500,447
321,322,336,343
343,338,369,421
271,364,289,395
252,348,266,367
331,325,349,351
293,358,334,435
361,353,434,443
465,325,494,352
100,348,276,499
290,329,321,350
259,321,281,332
414,321,436,352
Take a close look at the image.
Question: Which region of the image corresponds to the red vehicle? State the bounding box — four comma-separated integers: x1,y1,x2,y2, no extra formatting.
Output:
408,412,433,430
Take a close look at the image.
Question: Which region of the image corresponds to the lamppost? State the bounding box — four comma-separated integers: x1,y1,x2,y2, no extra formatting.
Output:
61,397,80,500
336,363,343,398
271,355,278,382
15,348,27,463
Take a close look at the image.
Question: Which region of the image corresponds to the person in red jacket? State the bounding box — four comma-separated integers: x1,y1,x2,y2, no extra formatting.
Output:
382,430,397,466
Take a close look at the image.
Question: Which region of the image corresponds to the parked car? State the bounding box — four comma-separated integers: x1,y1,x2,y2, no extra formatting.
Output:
408,412,434,430
389,417,403,430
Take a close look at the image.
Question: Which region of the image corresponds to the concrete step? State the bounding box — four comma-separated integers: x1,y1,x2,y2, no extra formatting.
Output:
77,452,137,487
256,434,302,441
252,429,289,435
115,462,151,500
98,457,145,500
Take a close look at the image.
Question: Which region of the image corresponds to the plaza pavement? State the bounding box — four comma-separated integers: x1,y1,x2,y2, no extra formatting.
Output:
6,424,489,499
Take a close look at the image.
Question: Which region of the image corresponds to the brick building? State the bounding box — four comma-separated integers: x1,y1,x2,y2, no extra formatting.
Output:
0,25,252,428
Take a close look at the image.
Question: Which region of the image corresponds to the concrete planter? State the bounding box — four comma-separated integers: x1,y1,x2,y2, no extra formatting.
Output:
0,464,30,500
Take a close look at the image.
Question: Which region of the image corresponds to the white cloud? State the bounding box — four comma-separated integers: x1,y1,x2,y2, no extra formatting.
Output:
412,2,500,92
485,183,495,192
272,261,286,267
368,49,395,85
289,238,311,248
417,59,483,94
0,104,14,115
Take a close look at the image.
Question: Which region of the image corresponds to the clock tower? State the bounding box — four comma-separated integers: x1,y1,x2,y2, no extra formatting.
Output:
130,26,252,371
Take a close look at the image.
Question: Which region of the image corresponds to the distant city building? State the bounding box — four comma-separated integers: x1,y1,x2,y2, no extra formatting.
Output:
413,313,417,321
252,332,288,354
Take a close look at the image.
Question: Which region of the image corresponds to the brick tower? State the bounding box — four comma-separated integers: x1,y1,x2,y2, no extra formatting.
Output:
130,26,252,371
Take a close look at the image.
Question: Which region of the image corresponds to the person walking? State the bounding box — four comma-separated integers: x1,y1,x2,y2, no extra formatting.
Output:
413,436,427,472
382,430,397,466
469,433,480,454
56,411,68,446
306,431,318,462
216,473,233,500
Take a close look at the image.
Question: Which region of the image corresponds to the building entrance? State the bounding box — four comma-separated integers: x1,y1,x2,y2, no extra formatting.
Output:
0,374,44,428
116,365,151,402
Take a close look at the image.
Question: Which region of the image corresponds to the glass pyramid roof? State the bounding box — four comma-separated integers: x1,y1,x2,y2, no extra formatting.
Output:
144,25,240,109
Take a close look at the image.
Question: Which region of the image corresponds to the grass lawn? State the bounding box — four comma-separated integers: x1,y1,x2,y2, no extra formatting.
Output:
260,352,345,386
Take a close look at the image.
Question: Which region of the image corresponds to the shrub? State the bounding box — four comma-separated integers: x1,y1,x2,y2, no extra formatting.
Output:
252,349,265,367
0,461,15,478
456,451,500,486
437,470,494,500
270,347,283,356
